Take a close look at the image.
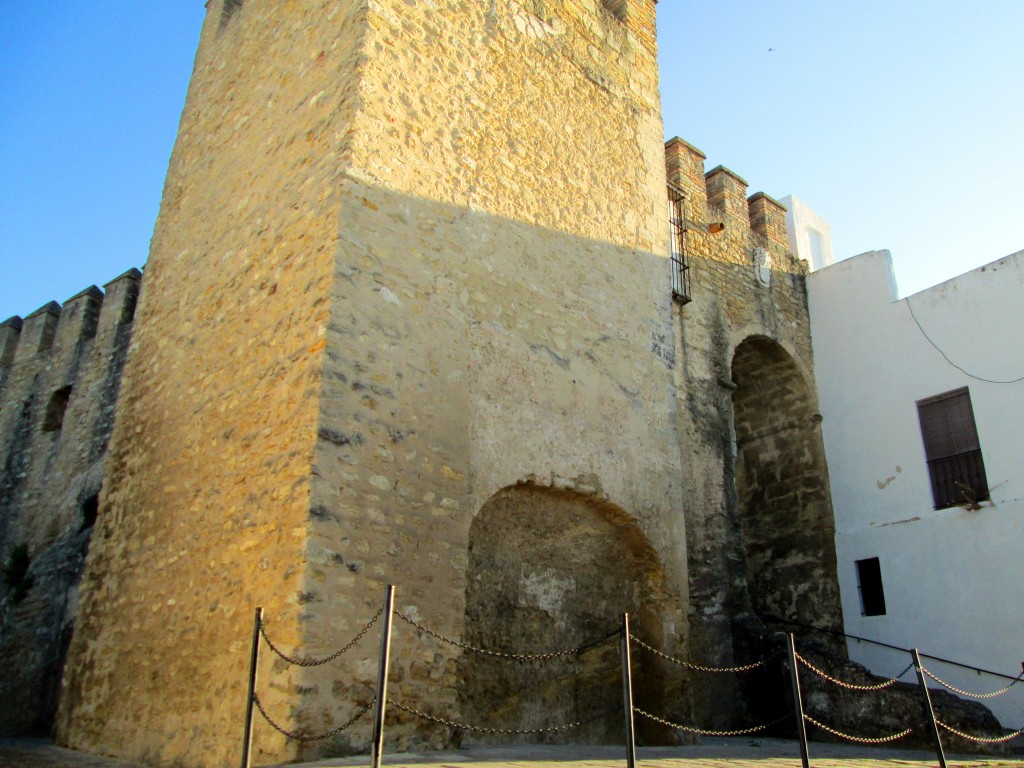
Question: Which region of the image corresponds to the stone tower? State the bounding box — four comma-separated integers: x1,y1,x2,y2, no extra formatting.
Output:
57,2,694,766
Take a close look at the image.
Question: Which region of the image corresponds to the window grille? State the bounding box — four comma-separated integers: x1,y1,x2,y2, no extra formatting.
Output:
667,183,691,304
917,387,988,509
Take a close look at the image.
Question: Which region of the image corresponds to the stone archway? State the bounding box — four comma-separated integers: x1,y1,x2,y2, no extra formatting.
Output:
460,484,673,744
731,337,842,632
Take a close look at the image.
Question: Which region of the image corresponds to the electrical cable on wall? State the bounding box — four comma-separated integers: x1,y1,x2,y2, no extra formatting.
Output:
904,297,1024,385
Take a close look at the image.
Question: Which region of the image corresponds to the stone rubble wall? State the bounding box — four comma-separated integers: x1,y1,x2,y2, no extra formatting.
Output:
664,137,841,728
0,269,140,735
299,0,690,757
11,2,851,767
56,2,369,765
51,2,692,765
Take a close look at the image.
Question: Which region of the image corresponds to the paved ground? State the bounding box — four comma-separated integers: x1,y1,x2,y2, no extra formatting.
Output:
2,738,1022,768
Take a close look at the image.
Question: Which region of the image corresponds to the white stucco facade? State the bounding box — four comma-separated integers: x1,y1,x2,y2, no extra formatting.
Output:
781,194,835,271
807,249,1024,729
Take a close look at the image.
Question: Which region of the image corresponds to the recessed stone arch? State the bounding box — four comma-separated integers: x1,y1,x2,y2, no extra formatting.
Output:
460,483,675,744
731,336,842,632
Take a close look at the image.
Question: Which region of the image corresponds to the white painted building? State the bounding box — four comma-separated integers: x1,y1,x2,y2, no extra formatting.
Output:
806,248,1024,728
780,194,835,271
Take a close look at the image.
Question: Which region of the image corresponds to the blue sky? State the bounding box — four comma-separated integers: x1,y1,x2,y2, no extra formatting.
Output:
2,2,1022,319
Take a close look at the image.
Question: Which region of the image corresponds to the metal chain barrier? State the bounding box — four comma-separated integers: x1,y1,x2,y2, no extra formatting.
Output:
634,706,790,736
253,694,374,742
396,611,617,661
922,666,1024,699
796,652,914,691
630,634,778,673
259,608,382,667
387,698,616,735
936,719,1024,744
803,714,913,744
245,593,1024,764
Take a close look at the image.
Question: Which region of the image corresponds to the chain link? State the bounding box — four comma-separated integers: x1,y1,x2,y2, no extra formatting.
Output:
936,719,1024,744
634,706,789,736
259,608,382,667
803,714,913,744
387,698,615,734
396,611,617,661
630,635,775,673
253,694,374,742
796,653,914,691
922,666,1024,699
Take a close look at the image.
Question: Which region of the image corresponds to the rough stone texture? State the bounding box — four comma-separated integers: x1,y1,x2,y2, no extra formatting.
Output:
54,2,367,765
791,639,1014,756
278,0,689,759
460,486,678,745
664,137,843,729
0,271,140,735
55,2,690,767
0,3,1010,765
732,338,839,630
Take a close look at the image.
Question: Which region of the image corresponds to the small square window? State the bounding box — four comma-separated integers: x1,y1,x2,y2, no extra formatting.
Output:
855,557,886,616
602,0,628,22
42,386,72,433
221,0,243,27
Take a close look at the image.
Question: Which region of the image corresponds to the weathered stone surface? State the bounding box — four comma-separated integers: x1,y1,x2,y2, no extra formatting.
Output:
0,270,140,735
3,3,982,767
665,138,842,729
791,638,1013,756
460,485,681,745
53,2,686,767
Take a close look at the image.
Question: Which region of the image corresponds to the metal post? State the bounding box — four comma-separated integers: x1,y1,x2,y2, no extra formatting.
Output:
371,585,396,768
240,607,262,768
912,648,947,768
786,634,810,768
620,613,636,768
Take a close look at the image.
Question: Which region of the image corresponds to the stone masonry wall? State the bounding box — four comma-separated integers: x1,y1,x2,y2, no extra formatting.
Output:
58,1,688,766
664,137,841,728
295,0,691,758
57,3,368,766
44,3,844,766
0,270,140,735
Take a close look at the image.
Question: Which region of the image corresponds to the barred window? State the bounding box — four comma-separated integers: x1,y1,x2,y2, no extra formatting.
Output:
667,184,691,304
917,387,988,509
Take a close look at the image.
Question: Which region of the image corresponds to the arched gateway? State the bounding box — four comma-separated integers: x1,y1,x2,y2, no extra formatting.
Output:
731,337,842,632
460,484,675,744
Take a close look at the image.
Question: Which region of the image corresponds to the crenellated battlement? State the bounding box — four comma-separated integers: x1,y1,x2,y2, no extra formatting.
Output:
0,265,141,736
16,5,843,765
0,317,24,367
14,302,60,364
0,269,141,372
747,192,789,245
52,287,103,353
665,136,791,251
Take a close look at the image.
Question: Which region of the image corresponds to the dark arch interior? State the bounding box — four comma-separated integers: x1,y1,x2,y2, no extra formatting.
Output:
731,337,842,633
460,485,678,745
